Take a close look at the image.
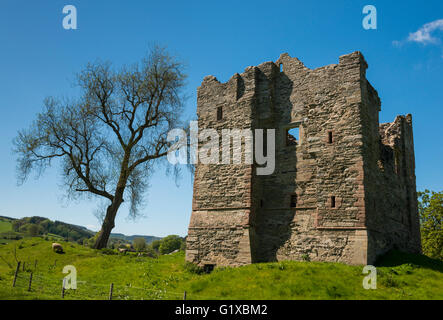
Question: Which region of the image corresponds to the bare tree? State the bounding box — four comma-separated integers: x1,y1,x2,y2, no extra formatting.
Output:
13,46,187,249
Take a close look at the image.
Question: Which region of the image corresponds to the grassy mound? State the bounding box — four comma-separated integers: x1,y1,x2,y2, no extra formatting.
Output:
0,238,441,300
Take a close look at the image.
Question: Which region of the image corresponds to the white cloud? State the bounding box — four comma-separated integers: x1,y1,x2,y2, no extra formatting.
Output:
407,19,443,45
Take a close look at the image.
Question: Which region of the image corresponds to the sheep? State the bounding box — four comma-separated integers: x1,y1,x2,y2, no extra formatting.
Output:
52,243,63,253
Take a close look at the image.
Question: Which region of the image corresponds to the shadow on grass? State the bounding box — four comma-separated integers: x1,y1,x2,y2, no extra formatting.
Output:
375,250,443,273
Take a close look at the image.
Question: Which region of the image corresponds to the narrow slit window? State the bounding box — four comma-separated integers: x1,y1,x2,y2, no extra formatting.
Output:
331,196,336,208
328,131,333,144
260,199,264,208
280,63,283,72
290,194,297,208
287,127,299,146
217,106,223,121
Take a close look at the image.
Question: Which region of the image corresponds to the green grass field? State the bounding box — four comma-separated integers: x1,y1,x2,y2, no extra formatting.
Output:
0,219,14,244
0,238,442,300
0,219,12,233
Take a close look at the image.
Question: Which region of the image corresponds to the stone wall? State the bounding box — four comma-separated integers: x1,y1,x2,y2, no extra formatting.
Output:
365,114,422,260
253,52,369,265
186,69,256,267
186,51,421,267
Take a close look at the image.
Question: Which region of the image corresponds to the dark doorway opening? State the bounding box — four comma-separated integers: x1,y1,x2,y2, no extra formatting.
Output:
204,264,215,273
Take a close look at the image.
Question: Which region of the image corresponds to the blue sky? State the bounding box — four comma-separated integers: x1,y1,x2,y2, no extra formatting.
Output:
0,0,442,237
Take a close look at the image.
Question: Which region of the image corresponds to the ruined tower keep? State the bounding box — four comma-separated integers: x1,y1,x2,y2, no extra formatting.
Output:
186,51,421,267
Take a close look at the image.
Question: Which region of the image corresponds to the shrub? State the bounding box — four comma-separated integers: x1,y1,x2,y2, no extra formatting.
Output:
27,224,41,237
145,246,158,258
86,233,99,248
159,235,183,255
151,239,161,252
133,237,147,252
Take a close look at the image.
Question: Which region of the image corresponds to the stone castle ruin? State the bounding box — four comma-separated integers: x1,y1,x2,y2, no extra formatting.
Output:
186,51,421,267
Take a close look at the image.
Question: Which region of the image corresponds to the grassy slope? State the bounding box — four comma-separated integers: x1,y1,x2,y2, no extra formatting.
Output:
0,219,12,233
0,216,155,246
0,238,442,300
0,219,13,244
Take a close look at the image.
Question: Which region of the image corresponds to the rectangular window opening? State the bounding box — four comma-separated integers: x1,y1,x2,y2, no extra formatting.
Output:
217,106,223,121
328,131,333,144
331,196,336,208
286,127,299,146
290,194,297,208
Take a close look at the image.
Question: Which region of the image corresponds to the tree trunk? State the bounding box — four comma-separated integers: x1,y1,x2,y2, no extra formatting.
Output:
93,198,123,249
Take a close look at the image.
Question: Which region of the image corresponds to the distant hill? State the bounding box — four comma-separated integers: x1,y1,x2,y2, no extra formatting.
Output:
0,215,161,245
0,216,16,221
2,216,94,243
110,233,161,244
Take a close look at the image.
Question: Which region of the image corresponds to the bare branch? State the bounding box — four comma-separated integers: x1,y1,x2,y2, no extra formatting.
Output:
14,45,187,249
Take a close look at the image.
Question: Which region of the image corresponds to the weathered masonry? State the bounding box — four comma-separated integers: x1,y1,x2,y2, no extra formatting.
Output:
186,51,421,267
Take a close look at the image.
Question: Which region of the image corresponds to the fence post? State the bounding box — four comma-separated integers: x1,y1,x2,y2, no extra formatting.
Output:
12,261,20,287
61,278,65,298
109,283,114,300
183,291,187,300
28,273,33,292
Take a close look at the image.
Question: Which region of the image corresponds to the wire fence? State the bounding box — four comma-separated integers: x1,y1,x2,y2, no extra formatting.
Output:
5,260,207,300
